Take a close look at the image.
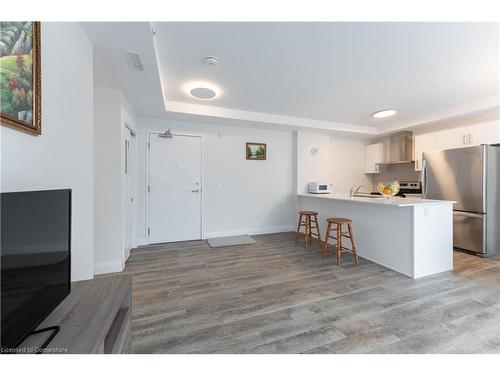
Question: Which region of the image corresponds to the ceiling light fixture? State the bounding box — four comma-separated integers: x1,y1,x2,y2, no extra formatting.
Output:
184,81,221,100
372,109,397,118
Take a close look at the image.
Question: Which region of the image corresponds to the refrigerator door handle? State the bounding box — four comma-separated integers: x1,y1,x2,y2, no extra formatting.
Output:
454,210,483,218
422,159,428,198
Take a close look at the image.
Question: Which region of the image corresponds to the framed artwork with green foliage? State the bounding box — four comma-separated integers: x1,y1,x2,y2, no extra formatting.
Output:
0,21,41,135
246,142,266,160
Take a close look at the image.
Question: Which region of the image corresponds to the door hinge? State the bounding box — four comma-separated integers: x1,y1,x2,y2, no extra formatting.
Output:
148,228,150,236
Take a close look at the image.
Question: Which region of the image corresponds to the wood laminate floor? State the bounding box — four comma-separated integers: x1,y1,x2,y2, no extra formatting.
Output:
122,232,500,354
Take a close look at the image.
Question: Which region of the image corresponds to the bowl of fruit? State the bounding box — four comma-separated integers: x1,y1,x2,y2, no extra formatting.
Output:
377,181,400,199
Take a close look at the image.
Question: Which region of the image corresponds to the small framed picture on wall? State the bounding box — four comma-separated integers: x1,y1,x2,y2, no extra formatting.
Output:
246,142,267,160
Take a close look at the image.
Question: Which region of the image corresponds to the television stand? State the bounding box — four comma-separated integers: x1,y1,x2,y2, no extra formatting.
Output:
18,275,132,354
23,326,61,354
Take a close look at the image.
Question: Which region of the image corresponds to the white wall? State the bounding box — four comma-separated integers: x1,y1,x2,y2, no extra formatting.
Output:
1,23,94,281
137,117,297,244
93,87,137,274
296,131,332,193
296,131,370,194
330,136,372,192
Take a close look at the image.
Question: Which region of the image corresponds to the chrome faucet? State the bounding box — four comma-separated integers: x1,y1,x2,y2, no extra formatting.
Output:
349,185,366,197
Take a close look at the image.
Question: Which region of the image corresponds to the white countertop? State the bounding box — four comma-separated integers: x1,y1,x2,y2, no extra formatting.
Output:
297,193,456,207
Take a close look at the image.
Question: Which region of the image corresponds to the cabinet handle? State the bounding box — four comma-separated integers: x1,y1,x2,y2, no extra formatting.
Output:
468,133,473,145
462,134,467,145
416,160,419,170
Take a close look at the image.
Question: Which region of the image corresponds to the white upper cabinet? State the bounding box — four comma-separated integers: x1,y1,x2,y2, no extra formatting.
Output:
435,126,469,150
414,133,436,171
413,121,500,171
434,122,500,150
365,143,384,173
467,121,500,146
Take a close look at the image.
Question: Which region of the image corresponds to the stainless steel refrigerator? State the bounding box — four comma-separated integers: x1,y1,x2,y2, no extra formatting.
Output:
423,144,500,255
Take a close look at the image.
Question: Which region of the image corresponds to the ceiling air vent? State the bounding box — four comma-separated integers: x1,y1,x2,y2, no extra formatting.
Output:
123,50,144,72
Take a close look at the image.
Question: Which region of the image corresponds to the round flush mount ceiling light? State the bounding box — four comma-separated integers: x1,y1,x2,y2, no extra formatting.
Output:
190,87,217,99
372,109,397,118
184,81,221,100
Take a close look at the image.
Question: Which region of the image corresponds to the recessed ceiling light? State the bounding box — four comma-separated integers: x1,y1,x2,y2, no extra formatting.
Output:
184,81,221,100
372,109,397,118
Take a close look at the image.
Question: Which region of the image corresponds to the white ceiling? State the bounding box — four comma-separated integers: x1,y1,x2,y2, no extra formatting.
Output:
82,22,499,135
81,22,166,118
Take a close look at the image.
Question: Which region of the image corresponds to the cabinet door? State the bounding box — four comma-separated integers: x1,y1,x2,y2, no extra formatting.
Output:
414,133,436,171
467,121,500,146
365,143,384,173
435,126,468,150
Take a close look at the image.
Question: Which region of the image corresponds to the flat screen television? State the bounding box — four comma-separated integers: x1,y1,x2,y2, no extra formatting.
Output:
1,189,71,350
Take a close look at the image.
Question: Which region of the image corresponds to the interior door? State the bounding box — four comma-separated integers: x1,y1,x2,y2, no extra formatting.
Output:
148,133,202,243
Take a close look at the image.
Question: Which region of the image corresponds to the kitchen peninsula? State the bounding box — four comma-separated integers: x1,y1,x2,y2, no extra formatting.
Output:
297,193,456,279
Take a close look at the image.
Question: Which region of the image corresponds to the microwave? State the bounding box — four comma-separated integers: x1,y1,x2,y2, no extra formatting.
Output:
308,182,332,194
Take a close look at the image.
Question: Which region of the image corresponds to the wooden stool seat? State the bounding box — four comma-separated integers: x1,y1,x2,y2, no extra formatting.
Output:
295,211,322,248
327,217,352,224
299,210,318,215
322,217,359,265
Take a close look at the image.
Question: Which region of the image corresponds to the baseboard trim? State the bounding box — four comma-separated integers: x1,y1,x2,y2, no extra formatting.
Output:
138,237,149,246
203,225,295,239
94,259,124,275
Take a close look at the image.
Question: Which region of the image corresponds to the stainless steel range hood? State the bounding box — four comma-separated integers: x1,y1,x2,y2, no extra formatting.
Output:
379,131,414,165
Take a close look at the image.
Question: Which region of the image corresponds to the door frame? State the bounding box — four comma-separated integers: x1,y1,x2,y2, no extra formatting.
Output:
146,131,204,245
123,124,136,260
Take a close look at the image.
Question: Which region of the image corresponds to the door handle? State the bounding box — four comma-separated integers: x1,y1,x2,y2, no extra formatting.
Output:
422,160,428,198
191,189,200,193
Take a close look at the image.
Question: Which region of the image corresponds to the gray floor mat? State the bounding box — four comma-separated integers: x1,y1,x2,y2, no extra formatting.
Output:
207,234,256,248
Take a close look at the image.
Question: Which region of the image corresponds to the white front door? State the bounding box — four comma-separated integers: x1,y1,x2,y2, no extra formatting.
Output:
148,133,202,243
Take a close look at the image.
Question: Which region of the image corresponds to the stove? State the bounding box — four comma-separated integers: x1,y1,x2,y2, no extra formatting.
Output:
370,181,422,198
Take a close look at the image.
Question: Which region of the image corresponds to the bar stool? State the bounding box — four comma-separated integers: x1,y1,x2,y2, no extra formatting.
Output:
295,211,322,247
322,218,359,265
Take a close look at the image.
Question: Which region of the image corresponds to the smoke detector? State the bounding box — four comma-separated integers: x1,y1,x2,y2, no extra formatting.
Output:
203,56,218,68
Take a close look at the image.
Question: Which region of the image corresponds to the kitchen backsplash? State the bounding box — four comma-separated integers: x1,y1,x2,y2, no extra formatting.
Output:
371,163,421,189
